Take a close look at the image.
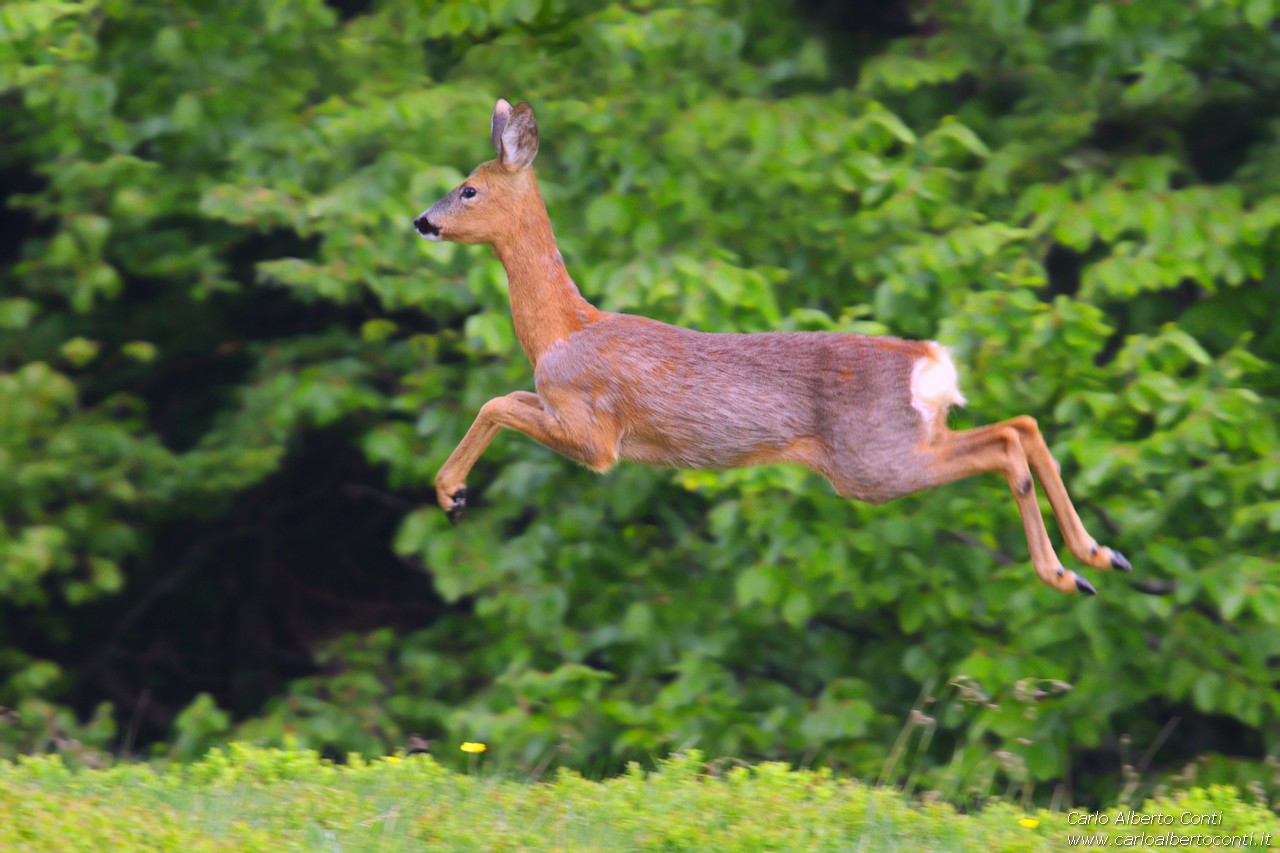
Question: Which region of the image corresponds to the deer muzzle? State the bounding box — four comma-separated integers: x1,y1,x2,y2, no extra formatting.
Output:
414,213,441,240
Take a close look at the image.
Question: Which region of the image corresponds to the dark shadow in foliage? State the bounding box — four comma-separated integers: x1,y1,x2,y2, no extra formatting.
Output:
1044,242,1084,301
122,227,325,450
1070,703,1267,809
323,0,374,23
793,0,918,39
791,0,922,88
1183,98,1270,185
0,430,453,754
0,114,52,273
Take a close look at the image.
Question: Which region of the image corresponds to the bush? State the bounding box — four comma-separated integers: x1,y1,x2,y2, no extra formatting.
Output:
1,0,1278,805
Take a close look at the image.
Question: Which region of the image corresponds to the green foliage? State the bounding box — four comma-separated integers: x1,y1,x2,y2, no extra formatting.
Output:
1,745,1277,851
2,0,1280,808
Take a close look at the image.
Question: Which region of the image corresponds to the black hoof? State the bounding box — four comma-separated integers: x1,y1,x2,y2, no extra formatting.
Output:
1109,550,1132,572
447,488,467,526
1075,576,1097,596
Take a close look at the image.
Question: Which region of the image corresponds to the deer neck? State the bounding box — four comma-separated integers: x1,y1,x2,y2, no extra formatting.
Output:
491,181,597,366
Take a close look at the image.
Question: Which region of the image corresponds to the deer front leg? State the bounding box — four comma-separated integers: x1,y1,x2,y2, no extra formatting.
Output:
436,391,541,523
436,390,615,523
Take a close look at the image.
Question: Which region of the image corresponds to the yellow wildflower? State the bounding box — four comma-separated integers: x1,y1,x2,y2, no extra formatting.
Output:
461,742,487,753
1019,818,1040,829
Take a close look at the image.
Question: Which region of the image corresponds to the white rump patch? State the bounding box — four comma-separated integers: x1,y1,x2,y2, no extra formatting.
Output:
911,342,967,427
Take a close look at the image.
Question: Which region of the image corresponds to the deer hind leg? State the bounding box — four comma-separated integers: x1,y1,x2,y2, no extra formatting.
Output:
916,422,1095,595
1005,416,1131,573
436,390,616,524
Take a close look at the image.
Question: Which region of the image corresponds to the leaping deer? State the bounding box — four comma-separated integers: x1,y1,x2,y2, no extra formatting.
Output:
414,99,1130,595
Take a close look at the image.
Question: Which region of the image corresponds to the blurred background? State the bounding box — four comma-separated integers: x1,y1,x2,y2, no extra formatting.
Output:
1,0,1278,808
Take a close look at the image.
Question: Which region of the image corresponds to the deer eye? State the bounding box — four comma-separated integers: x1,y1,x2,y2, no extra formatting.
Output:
460,186,477,199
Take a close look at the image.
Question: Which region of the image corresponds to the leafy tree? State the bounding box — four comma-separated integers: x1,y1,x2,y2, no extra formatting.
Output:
1,0,1278,805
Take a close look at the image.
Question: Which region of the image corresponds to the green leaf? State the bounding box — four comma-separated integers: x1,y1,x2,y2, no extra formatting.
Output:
0,298,37,329
781,591,811,627
59,337,101,367
464,312,514,354
122,340,158,362
735,565,780,607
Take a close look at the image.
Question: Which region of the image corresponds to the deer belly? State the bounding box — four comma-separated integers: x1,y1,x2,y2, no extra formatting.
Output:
616,401,816,470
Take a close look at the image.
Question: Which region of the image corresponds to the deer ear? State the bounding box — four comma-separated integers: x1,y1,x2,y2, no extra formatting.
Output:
491,98,512,157
497,100,539,172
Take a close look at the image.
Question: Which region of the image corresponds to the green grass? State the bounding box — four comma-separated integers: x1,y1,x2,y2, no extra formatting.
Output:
1,746,1276,851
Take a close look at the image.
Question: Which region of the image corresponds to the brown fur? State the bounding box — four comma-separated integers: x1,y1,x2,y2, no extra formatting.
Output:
414,99,1130,595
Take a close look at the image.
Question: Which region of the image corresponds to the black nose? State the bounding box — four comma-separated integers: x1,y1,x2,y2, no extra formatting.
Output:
414,215,440,236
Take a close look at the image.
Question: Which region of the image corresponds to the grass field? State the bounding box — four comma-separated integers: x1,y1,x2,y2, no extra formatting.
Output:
1,745,1277,851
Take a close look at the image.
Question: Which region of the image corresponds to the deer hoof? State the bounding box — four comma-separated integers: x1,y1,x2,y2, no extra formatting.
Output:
1109,550,1132,572
1074,575,1097,596
446,488,467,526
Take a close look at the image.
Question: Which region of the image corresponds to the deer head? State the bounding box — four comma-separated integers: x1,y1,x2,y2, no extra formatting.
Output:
413,98,541,245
